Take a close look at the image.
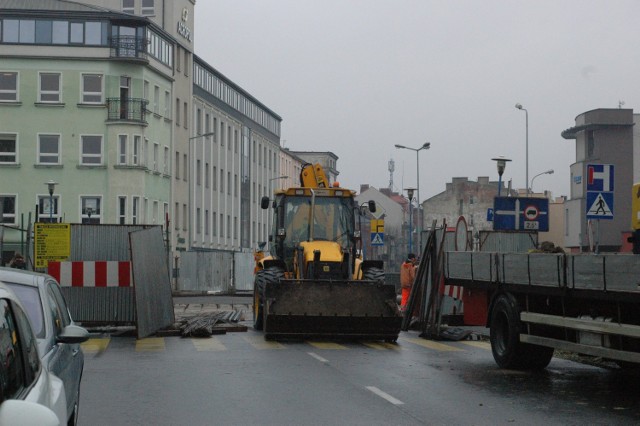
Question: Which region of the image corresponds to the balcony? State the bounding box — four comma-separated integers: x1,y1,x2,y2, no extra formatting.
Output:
107,98,148,124
109,36,148,60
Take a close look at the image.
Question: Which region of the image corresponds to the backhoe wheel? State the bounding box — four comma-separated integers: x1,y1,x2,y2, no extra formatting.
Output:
253,267,284,331
490,293,553,370
362,267,385,284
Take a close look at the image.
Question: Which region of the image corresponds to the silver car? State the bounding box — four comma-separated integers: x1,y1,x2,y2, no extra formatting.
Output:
1,267,88,426
0,283,65,425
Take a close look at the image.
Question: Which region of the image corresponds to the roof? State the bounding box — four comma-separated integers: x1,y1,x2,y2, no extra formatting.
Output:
0,0,108,13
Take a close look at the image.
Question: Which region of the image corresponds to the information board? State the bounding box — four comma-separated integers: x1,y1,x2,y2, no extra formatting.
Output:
493,197,549,232
34,223,71,268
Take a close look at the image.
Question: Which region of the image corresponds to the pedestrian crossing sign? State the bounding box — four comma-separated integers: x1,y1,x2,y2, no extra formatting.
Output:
586,191,614,219
371,233,384,246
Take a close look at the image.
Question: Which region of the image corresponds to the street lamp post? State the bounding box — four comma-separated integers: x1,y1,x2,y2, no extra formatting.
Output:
269,175,289,190
395,142,430,252
515,103,529,194
404,187,416,254
44,180,58,222
491,157,511,197
530,169,554,193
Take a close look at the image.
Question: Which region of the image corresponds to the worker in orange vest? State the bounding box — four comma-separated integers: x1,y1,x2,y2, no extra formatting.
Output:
400,253,417,311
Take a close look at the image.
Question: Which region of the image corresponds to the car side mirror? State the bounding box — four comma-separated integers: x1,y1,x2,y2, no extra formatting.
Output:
57,324,89,344
368,200,377,213
261,196,270,209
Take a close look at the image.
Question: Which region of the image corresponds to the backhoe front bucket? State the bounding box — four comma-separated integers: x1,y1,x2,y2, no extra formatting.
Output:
263,280,402,341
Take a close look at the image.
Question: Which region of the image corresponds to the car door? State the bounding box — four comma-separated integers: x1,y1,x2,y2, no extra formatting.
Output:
44,280,83,418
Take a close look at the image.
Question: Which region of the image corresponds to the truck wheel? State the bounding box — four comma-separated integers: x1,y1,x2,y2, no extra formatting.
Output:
490,293,553,370
253,267,284,331
362,267,385,284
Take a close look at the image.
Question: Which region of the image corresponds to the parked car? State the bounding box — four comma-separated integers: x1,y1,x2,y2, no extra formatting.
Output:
0,283,65,425
0,268,88,426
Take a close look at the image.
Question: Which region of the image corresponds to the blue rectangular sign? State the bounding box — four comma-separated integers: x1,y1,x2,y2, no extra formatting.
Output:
493,197,549,231
586,164,614,192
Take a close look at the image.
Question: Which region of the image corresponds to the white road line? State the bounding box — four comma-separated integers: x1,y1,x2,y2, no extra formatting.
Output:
307,352,329,363
365,386,404,405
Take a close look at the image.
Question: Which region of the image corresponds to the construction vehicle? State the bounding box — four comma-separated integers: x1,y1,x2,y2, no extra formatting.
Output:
253,163,402,341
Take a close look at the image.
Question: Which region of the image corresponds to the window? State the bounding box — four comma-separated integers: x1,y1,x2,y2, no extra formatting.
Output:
0,72,18,102
182,204,187,231
220,213,224,237
144,138,149,167
0,134,17,164
122,0,134,14
175,98,180,126
52,21,69,44
142,0,155,16
143,198,148,224
183,154,187,182
0,195,16,224
220,169,224,193
82,74,102,103
118,134,128,165
196,208,201,234
143,80,149,101
164,91,170,118
0,299,40,403
205,210,209,235
196,160,201,186
153,143,159,171
153,201,158,224
80,135,102,165
183,102,188,129
38,134,60,164
205,163,210,188
164,146,169,174
227,171,231,195
118,196,127,224
38,195,59,222
132,196,140,224
70,22,83,44
175,151,180,180
39,72,61,103
213,166,217,190
81,196,101,224
133,135,140,165
174,202,179,230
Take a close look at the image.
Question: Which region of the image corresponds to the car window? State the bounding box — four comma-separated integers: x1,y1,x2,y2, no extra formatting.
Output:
47,281,71,327
0,299,40,403
45,287,63,336
2,283,45,339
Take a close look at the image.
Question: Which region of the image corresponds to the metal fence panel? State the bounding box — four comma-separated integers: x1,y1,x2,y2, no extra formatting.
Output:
177,250,234,293
69,224,153,261
61,287,136,324
234,251,255,291
479,231,537,253
129,227,174,339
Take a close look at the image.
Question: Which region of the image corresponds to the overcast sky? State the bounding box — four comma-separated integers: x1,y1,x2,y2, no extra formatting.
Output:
194,0,639,201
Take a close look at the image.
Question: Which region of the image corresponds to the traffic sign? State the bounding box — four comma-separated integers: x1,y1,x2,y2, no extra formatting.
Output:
493,197,549,231
371,233,384,246
585,164,614,220
586,191,614,219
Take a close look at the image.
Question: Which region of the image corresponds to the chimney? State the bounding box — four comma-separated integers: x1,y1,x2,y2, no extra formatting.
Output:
360,184,370,193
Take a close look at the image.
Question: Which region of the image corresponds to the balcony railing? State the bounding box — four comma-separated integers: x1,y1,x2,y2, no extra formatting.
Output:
109,36,148,60
107,98,148,123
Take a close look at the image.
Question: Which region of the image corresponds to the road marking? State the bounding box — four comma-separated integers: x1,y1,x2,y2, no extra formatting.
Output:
81,338,110,354
242,335,285,350
191,337,227,351
366,386,404,405
401,337,462,352
135,337,165,352
362,342,402,351
307,341,347,350
308,352,329,363
460,341,491,350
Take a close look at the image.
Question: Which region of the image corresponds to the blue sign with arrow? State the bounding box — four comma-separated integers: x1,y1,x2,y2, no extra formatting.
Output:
493,197,549,231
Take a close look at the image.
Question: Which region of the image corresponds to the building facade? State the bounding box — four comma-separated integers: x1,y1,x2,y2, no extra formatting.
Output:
561,108,635,252
0,0,285,266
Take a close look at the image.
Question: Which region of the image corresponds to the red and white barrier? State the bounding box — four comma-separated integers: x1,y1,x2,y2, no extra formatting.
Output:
443,284,463,300
48,261,132,287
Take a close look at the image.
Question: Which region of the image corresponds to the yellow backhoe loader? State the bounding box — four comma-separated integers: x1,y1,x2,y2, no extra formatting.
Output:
253,163,402,341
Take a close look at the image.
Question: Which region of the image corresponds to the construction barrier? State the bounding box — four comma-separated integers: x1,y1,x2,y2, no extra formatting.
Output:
49,261,132,287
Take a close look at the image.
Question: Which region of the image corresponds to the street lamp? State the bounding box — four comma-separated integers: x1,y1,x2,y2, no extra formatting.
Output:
269,175,289,190
395,142,430,252
491,157,511,197
530,169,554,193
188,131,216,249
44,180,58,222
515,103,529,194
404,187,416,254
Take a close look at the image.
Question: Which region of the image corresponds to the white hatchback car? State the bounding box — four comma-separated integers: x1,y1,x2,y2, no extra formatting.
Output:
0,283,65,425
1,268,88,426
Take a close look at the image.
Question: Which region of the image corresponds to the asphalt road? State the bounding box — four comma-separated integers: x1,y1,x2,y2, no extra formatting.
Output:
78,324,640,426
